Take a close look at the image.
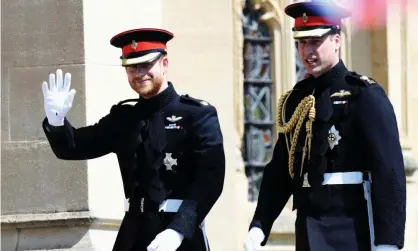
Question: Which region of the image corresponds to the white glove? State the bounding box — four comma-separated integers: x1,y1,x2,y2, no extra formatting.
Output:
243,227,265,251
147,229,184,251
42,69,76,126
376,245,398,251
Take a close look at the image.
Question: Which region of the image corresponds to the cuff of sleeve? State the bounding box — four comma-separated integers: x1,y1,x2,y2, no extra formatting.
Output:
167,200,198,240
376,245,398,251
43,118,66,132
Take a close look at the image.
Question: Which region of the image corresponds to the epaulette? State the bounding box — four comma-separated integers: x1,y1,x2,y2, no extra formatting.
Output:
180,94,210,106
346,71,377,86
116,98,140,106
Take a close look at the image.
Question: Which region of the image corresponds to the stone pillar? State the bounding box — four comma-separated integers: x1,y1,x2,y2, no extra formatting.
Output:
369,28,388,92
350,29,372,77
1,1,89,250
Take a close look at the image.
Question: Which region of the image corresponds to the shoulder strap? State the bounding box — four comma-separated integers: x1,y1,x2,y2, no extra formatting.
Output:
180,94,210,106
346,71,377,86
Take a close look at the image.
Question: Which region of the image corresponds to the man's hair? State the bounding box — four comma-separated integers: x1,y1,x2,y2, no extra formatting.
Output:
322,30,340,43
329,29,341,36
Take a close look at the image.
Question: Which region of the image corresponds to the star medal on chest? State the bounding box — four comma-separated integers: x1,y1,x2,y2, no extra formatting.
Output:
328,125,342,150
164,153,177,171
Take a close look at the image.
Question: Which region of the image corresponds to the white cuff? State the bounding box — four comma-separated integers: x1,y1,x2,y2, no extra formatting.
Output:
375,245,398,251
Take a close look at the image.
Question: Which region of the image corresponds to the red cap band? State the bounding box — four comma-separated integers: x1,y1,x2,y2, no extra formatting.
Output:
122,41,166,57
295,16,341,28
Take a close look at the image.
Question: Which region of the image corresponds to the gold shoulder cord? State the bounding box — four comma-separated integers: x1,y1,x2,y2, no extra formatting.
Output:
276,90,316,178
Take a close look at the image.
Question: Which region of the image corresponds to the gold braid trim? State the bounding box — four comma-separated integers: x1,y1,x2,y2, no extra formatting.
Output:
276,92,316,178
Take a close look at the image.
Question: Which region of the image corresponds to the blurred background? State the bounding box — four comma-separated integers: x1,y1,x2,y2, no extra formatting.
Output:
2,0,418,250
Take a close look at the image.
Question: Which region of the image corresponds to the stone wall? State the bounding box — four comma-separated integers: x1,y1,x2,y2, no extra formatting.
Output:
1,0,89,249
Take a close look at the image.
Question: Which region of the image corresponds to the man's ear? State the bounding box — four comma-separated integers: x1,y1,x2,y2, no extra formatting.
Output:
162,56,168,68
333,34,341,49
161,56,168,74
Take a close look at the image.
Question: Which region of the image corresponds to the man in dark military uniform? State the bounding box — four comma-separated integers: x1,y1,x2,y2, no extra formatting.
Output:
41,28,225,251
243,1,406,251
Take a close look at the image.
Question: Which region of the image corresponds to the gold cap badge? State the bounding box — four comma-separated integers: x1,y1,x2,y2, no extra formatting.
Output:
302,13,308,23
131,40,138,50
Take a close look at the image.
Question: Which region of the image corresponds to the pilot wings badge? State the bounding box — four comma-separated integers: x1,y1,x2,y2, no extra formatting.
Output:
166,115,182,122
165,115,182,130
330,89,352,98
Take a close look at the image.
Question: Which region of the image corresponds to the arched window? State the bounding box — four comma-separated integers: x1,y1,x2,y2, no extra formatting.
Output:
242,0,274,202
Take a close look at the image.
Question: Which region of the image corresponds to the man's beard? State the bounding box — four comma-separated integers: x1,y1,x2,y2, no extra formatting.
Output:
135,76,163,98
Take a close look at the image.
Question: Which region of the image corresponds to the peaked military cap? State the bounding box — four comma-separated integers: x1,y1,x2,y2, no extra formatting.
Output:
110,28,174,66
285,0,351,39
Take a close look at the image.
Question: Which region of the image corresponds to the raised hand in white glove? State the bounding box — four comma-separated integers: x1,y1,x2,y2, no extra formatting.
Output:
147,229,184,251
243,227,265,251
42,69,76,126
376,245,398,251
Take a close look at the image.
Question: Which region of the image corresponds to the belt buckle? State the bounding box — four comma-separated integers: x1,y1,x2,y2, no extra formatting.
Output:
140,198,145,213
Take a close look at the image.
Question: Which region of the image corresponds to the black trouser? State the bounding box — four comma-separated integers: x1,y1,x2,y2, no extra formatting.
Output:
294,211,371,251
113,210,208,251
